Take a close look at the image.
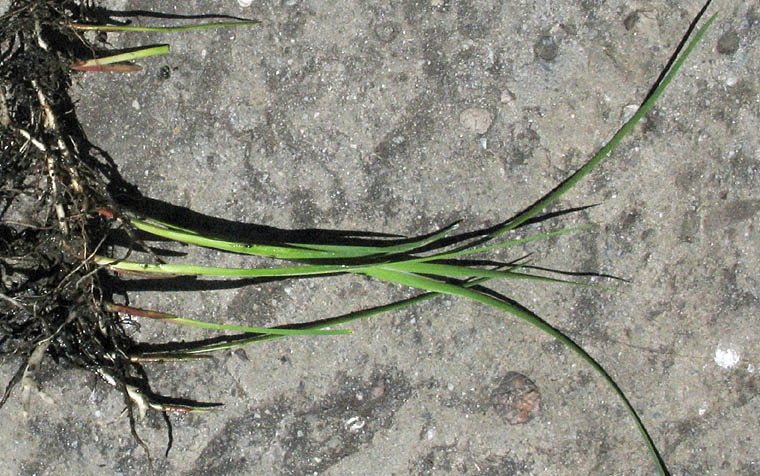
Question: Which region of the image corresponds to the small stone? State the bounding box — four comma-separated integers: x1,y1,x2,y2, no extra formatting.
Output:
491,371,541,425
725,76,738,87
714,346,740,369
621,104,638,123
717,29,740,55
623,11,640,31
460,107,492,134
500,89,515,103
373,21,399,43
534,35,559,62
345,416,365,432
238,0,253,6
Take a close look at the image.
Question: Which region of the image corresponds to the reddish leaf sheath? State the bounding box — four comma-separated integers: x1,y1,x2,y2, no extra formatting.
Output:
71,63,141,72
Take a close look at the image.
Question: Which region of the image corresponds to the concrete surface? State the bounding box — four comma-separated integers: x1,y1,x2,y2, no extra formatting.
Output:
2,0,758,475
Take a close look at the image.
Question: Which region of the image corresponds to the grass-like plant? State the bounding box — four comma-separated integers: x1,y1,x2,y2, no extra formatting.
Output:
88,7,717,476
0,1,716,474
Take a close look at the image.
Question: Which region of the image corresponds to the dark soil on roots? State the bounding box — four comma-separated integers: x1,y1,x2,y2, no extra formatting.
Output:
0,0,160,441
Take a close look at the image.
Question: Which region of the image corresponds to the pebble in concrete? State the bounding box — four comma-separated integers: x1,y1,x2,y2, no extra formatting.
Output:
459,107,492,134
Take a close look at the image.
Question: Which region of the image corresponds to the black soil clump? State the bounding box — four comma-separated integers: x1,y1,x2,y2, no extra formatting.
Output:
0,0,150,425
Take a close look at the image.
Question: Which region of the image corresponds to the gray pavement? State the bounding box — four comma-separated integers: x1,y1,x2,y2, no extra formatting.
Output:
1,1,758,475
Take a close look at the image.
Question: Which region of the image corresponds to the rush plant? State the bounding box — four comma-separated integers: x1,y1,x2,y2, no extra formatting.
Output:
0,1,716,475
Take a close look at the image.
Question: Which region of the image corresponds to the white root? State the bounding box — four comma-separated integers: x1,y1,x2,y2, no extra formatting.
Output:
15,127,47,152
0,85,10,126
126,384,149,420
34,20,49,51
21,340,54,417
32,79,87,234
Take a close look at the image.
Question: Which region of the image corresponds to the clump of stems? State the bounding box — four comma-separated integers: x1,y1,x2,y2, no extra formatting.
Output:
0,2,717,475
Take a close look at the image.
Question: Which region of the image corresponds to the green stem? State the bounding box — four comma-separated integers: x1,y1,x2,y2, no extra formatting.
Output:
106,303,349,336
363,266,670,475
71,45,169,69
485,13,718,240
132,274,504,356
94,255,364,277
128,215,459,260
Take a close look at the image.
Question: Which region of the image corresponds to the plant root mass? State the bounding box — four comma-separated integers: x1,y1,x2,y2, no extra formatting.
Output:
0,0,158,425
